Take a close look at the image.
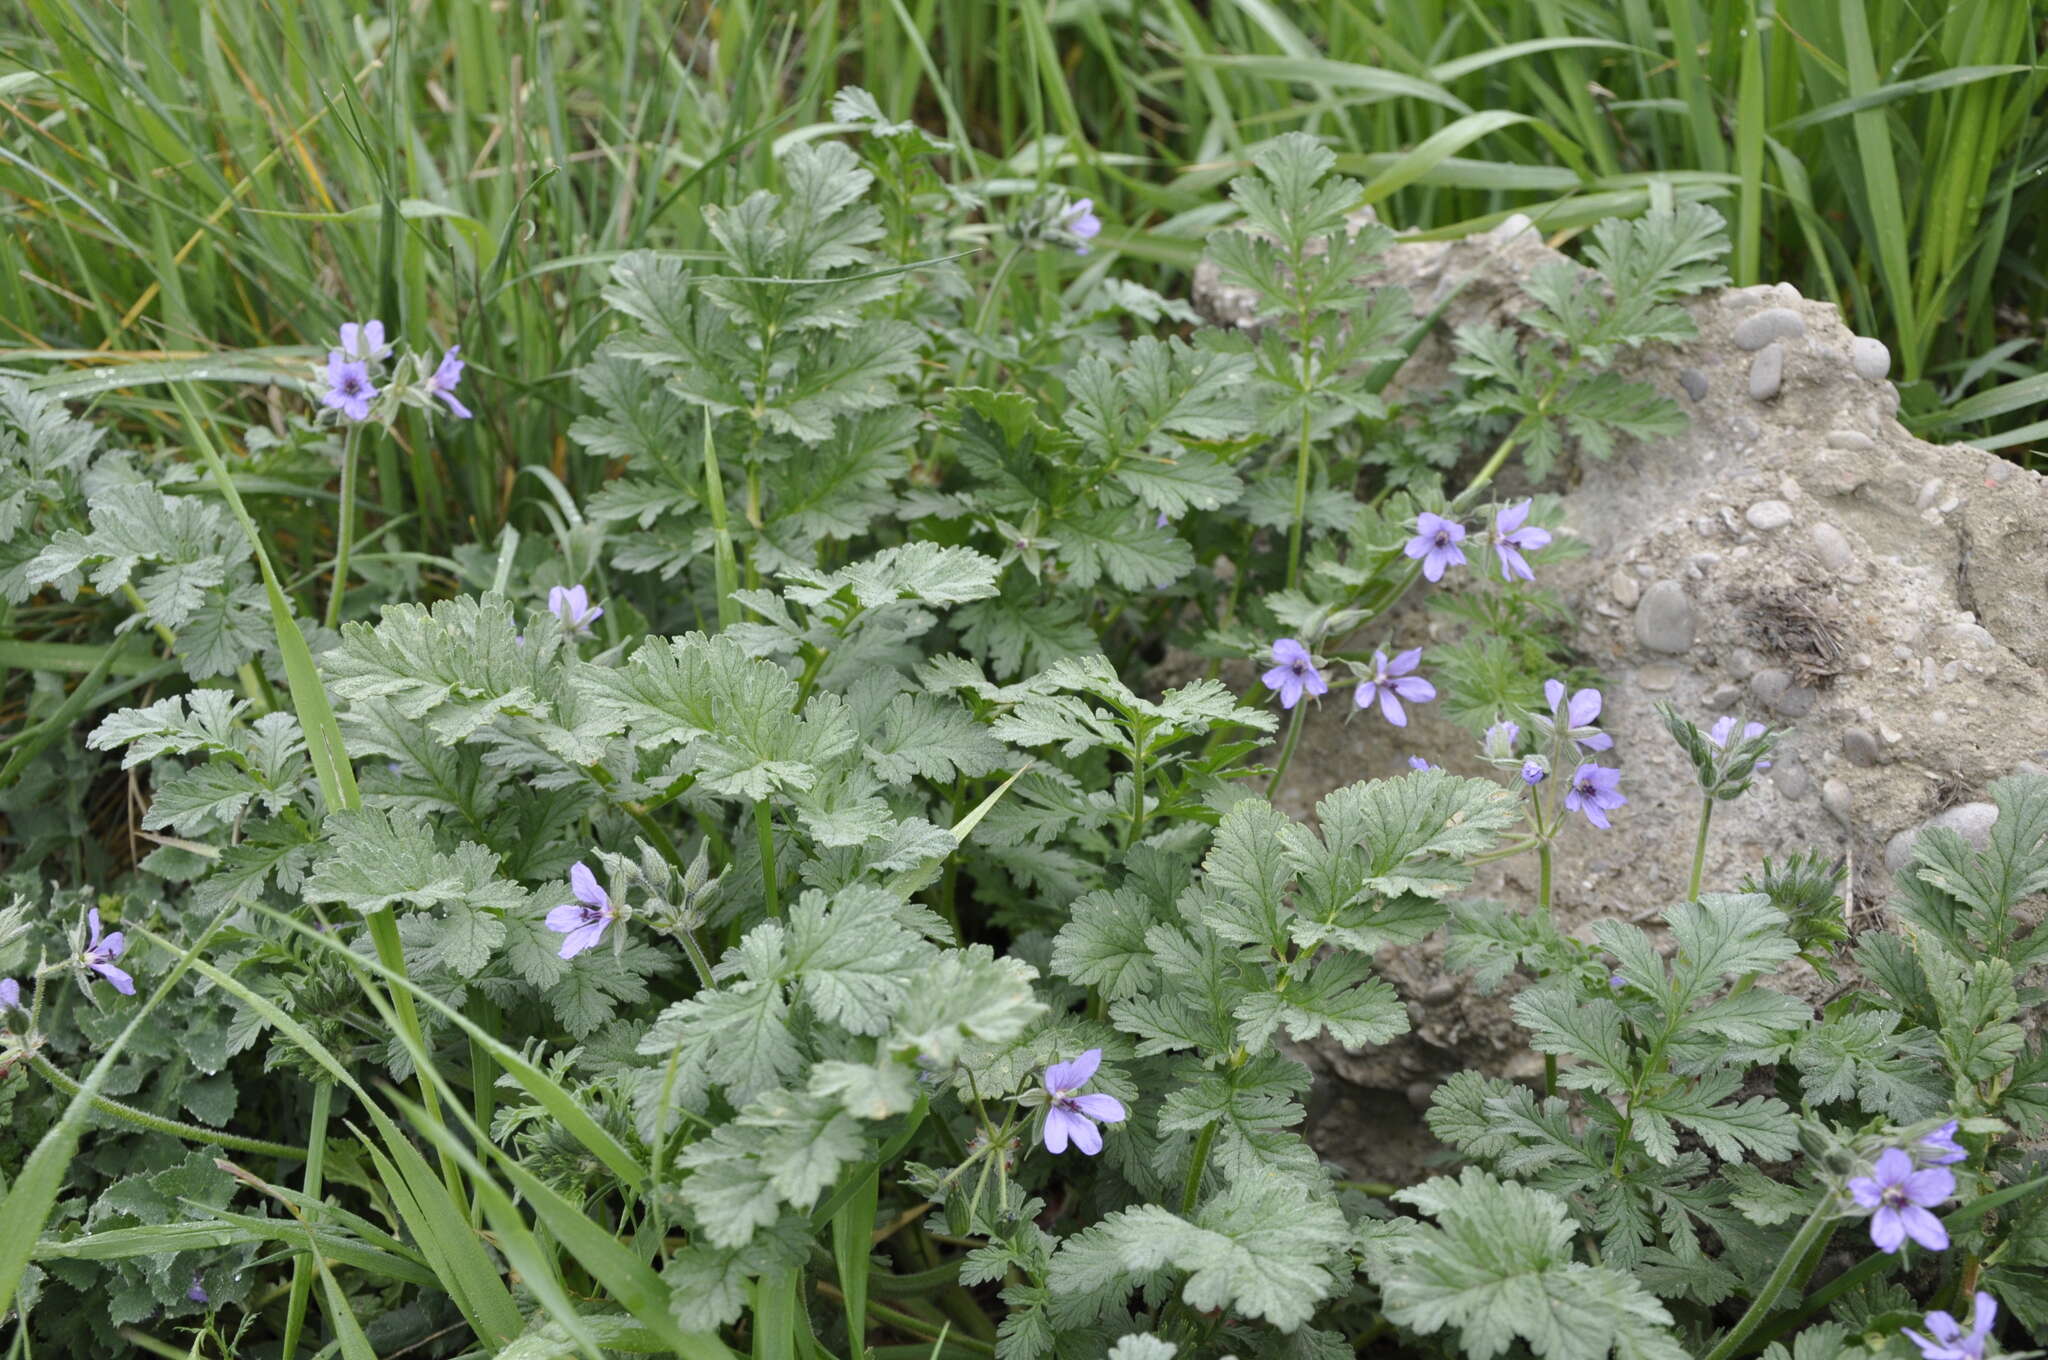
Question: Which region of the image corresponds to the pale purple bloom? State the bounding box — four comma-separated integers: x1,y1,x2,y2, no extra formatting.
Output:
1608,972,1628,991
337,320,391,363
1483,719,1520,759
1564,764,1626,829
1707,715,1771,769
1849,1147,1953,1253
427,346,471,419
1408,756,1439,772
545,862,614,960
1905,1292,1997,1360
188,1278,209,1304
321,352,376,423
1521,759,1547,786
82,909,134,995
1355,648,1435,728
0,977,18,1009
548,584,604,637
1060,198,1102,253
1155,511,1170,529
1490,501,1551,581
1918,1121,1968,1167
1544,678,1613,752
1403,512,1468,583
1261,638,1327,710
1039,1048,1126,1156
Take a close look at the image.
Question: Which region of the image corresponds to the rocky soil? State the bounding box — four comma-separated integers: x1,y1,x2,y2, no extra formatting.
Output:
1192,214,2048,1184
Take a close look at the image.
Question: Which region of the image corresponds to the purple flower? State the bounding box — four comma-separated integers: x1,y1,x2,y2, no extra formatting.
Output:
1521,759,1548,786
1408,756,1440,772
1483,719,1520,759
1490,501,1552,581
1905,1292,1997,1360
1608,972,1628,991
321,352,376,423
1260,638,1327,710
1403,512,1469,583
1707,715,1772,770
82,909,134,995
1060,198,1102,253
1849,1147,1953,1253
1564,764,1626,829
548,584,604,637
545,862,614,960
188,1278,210,1305
0,977,17,1010
337,320,391,363
1544,678,1613,752
427,346,471,419
1917,1121,1968,1167
1355,648,1435,728
1155,510,1170,529
1039,1049,1126,1156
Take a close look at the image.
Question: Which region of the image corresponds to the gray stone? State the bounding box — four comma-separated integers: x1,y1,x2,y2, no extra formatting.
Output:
1826,430,1873,451
1822,778,1854,822
1637,663,1681,692
1679,368,1709,401
1745,499,1794,532
1750,667,1816,717
1842,727,1882,766
1850,336,1891,381
1734,306,1806,350
1705,684,1744,711
1772,757,1812,801
1884,801,2000,874
1749,342,1785,401
1634,579,1695,654
1607,569,1641,608
1810,522,1854,572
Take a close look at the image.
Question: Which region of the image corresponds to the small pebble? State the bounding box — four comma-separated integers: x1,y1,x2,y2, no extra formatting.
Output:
1749,667,1815,717
1422,979,1460,1005
1745,499,1793,531
1827,430,1875,451
1679,368,1709,401
1733,306,1806,350
1634,579,1696,654
1705,684,1744,711
1916,478,1943,511
1850,336,1891,381
1809,522,1854,572
1822,778,1853,822
1884,802,1998,874
1749,342,1785,401
1637,663,1681,692
1607,569,1641,608
1772,757,1812,801
1842,727,1881,766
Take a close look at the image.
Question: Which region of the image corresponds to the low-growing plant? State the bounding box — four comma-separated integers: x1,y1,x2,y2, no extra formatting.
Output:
7,107,2048,1360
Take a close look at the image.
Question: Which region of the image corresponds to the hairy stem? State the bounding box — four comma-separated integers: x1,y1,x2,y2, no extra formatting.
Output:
1124,737,1149,849
755,800,782,918
324,423,361,630
29,1054,305,1160
1180,1120,1219,1217
1700,1201,1837,1360
1264,702,1309,800
1688,797,1715,902
1286,404,1313,591
279,1081,332,1360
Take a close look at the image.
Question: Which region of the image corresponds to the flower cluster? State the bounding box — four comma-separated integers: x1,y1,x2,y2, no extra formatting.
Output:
1849,1145,1955,1253
1402,503,1551,584
1257,639,1438,729
315,318,470,426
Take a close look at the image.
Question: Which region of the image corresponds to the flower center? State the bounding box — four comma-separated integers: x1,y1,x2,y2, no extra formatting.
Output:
1882,1185,1909,1209
1432,530,1450,548
1290,661,1306,675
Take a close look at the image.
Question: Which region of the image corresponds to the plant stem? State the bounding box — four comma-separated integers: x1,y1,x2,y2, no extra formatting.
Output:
1286,405,1313,591
972,244,1024,340
1688,798,1714,902
1264,702,1309,799
324,423,361,630
675,922,717,991
1124,737,1148,848
755,800,781,917
279,1081,332,1360
1537,842,1553,915
28,1054,306,1159
1180,1120,1218,1216
1699,1201,1837,1360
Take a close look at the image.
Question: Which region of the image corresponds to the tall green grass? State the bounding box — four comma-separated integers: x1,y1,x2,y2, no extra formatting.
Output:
3,0,2042,572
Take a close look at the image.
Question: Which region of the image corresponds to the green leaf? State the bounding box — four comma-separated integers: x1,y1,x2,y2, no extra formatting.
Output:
1052,888,1165,1001
1377,1169,1686,1360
